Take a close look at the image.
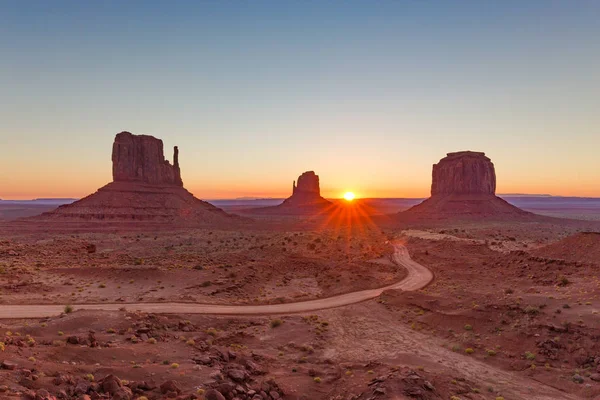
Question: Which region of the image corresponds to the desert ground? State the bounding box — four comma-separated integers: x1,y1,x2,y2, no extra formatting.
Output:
1,208,600,400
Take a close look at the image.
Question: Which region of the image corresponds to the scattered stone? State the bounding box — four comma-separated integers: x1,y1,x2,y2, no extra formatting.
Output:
1,360,17,370
160,380,181,395
205,389,227,400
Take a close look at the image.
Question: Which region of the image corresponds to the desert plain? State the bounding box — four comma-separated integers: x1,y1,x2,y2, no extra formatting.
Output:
1,134,600,400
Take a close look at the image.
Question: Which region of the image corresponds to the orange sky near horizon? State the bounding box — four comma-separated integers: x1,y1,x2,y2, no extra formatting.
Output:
2,2,600,200
2,158,599,200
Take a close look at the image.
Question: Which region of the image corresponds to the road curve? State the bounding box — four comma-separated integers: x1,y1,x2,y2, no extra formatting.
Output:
0,243,433,319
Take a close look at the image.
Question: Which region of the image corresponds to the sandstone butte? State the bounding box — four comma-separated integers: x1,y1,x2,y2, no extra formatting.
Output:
247,171,332,216
39,132,234,223
405,151,529,218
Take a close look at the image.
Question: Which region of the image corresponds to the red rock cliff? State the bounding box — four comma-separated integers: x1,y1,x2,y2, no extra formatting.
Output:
293,171,321,196
431,151,496,196
111,132,183,186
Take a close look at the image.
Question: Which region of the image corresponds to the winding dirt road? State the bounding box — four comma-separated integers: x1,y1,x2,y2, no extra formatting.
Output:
0,243,432,319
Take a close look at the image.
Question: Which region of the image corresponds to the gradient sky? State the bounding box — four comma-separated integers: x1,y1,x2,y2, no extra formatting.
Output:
1,1,599,200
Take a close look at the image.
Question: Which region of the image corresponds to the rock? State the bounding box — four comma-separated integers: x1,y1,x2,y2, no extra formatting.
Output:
294,171,320,196
34,389,54,400
160,380,181,395
227,369,247,382
590,373,600,382
404,151,529,217
573,374,585,383
431,151,496,195
112,131,182,186
243,359,265,375
269,391,281,399
74,381,90,395
193,355,213,365
204,389,227,400
279,171,332,208
66,336,80,345
1,360,17,370
209,371,224,381
112,387,132,400
37,131,234,224
100,374,122,395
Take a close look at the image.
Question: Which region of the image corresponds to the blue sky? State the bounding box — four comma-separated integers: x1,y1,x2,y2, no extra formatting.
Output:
1,1,599,199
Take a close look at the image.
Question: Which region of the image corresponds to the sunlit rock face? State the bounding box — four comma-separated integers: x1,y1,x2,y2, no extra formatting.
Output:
431,151,496,196
403,151,529,218
112,131,183,186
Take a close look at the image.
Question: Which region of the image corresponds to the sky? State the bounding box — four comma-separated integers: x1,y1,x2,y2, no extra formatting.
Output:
1,1,599,200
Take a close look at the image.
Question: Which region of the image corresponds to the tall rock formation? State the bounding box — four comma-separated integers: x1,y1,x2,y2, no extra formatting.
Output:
38,132,235,224
431,151,496,196
112,131,183,186
404,151,528,218
247,171,332,215
283,171,330,207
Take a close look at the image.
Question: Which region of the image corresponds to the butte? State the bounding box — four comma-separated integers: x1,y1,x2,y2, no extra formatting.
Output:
403,151,530,219
39,131,234,224
251,171,333,215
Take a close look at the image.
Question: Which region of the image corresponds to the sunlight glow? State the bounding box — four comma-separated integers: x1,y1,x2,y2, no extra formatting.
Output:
343,192,355,201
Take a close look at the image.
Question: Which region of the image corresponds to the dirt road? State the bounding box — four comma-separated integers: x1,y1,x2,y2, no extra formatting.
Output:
0,242,432,319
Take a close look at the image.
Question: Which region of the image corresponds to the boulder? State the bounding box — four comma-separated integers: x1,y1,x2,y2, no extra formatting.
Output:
204,389,226,400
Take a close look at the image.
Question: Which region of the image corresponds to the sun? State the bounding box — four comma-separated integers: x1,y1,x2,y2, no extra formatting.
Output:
343,192,355,201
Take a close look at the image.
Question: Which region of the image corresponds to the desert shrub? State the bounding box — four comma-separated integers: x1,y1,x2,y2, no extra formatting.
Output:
314,377,321,383
558,276,570,286
464,324,473,331
0,342,4,352
465,348,474,354
147,338,157,344
270,319,283,328
486,349,497,356
85,373,94,382
525,351,536,360
64,305,73,314
200,281,212,287
206,327,218,336
170,363,179,369
524,305,539,315
186,339,195,346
